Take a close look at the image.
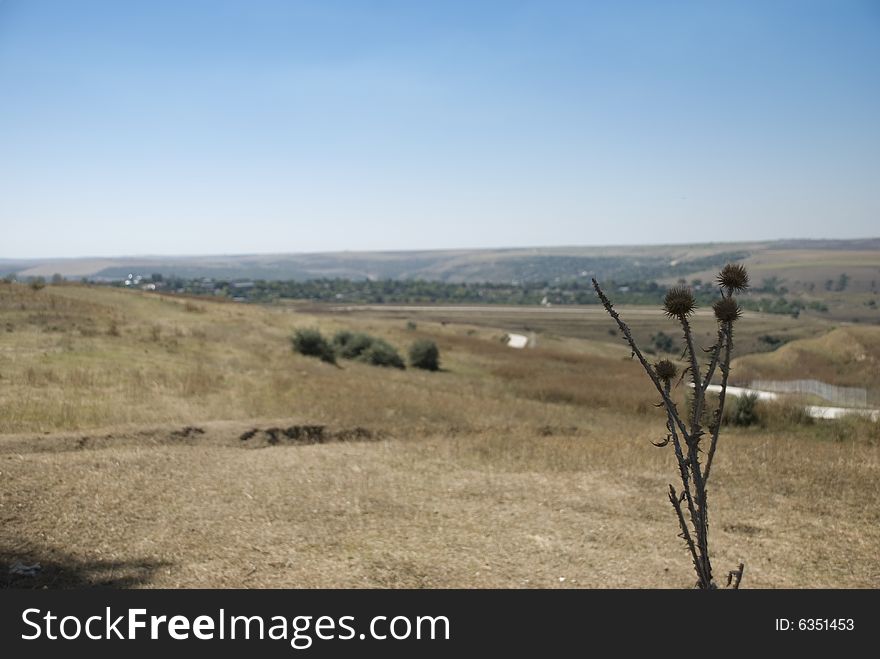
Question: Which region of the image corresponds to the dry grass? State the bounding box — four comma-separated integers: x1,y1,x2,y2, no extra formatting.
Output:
1,421,877,588
1,281,878,588
319,303,836,357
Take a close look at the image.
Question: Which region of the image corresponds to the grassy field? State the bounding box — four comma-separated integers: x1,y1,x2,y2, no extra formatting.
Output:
315,303,836,359
1,282,878,588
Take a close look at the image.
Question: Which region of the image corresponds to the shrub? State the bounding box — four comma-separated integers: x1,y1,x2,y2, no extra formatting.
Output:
651,331,675,353
762,400,814,428
731,393,759,427
291,328,336,364
359,339,405,369
333,331,374,360
409,339,440,371
332,330,405,368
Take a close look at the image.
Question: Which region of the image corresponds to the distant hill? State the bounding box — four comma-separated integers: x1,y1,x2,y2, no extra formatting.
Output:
0,238,880,324
2,239,878,293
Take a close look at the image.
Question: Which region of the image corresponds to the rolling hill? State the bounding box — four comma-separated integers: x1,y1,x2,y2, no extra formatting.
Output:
5,238,878,286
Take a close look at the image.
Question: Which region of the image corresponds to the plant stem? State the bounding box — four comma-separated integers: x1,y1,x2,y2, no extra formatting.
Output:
704,320,733,484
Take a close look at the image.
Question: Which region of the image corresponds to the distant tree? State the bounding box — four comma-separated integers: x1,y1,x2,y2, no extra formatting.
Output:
30,277,46,291
51,273,64,285
409,339,440,371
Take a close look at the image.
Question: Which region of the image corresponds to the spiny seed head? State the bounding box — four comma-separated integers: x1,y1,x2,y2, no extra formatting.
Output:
654,359,678,382
717,263,749,293
663,286,696,318
713,297,742,323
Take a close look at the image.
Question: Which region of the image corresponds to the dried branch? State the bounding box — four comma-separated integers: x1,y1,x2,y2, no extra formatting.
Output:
591,280,690,441
593,264,749,589
727,563,745,589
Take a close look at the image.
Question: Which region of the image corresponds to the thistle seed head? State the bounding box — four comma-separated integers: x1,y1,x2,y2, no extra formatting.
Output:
716,263,749,293
654,359,678,383
663,286,696,318
713,296,742,323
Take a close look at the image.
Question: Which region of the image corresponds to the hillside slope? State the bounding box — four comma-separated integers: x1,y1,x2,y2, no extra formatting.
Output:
732,325,880,397
1,281,878,588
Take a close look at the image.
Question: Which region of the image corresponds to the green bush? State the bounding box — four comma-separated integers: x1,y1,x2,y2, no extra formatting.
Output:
291,328,336,364
409,339,440,371
359,339,405,369
333,331,374,360
651,331,675,353
731,393,759,427
331,330,405,369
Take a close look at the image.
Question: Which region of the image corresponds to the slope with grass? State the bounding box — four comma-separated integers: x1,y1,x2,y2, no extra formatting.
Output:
1,281,878,588
732,325,880,400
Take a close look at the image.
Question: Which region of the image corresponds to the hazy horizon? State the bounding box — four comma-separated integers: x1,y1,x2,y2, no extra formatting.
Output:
4,235,880,265
2,1,878,259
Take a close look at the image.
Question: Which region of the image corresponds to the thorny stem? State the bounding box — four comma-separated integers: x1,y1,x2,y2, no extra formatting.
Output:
593,277,744,589
591,280,691,441
703,320,733,484
681,316,703,397
678,316,712,587
665,406,707,583
700,327,726,396
668,485,703,584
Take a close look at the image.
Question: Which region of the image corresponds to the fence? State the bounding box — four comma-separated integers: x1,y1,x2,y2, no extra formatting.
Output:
750,379,868,407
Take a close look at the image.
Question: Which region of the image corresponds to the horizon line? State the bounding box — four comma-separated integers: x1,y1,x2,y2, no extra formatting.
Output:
3,236,880,262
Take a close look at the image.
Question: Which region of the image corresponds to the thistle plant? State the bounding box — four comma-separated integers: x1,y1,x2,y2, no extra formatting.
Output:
592,263,749,589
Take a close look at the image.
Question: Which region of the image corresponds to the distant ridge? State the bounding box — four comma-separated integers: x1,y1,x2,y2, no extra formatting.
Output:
1,238,878,285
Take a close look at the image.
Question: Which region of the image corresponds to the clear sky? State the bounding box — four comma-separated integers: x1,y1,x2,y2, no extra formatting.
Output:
1,0,878,258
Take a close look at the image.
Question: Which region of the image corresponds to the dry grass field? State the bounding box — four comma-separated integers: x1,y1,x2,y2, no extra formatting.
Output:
1,282,878,588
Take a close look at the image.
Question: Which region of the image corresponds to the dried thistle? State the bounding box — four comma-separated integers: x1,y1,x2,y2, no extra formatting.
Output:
663,286,696,318
654,359,678,383
593,264,749,589
716,263,749,293
712,297,741,323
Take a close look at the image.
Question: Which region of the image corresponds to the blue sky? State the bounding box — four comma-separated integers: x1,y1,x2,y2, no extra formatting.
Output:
1,0,878,258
